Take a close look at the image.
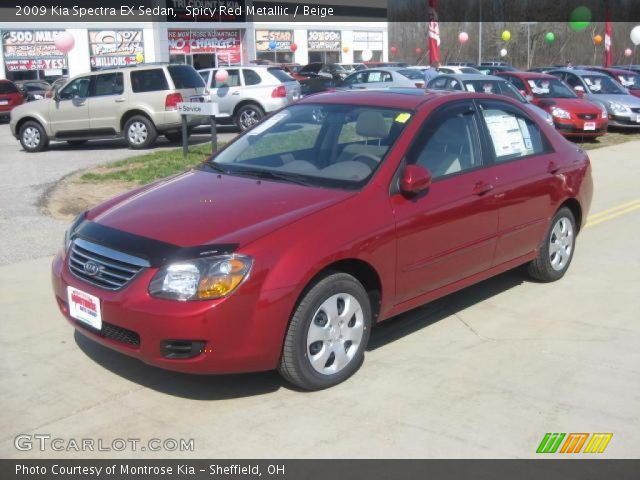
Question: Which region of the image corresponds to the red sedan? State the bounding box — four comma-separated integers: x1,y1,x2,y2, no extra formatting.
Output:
498,72,608,137
0,80,24,122
52,90,593,390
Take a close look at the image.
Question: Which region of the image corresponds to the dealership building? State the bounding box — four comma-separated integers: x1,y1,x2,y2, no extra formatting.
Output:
0,9,388,82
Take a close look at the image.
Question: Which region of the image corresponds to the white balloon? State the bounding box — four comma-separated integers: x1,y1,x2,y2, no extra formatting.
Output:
631,26,640,46
361,49,373,62
500,48,508,57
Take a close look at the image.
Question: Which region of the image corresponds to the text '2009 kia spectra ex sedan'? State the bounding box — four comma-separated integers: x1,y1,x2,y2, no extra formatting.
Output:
52,89,593,390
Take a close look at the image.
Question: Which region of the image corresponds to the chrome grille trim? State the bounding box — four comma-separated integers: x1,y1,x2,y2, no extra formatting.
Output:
68,238,149,291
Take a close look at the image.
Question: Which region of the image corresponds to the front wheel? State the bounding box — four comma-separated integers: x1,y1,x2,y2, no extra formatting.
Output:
124,115,157,149
528,207,577,282
279,273,372,390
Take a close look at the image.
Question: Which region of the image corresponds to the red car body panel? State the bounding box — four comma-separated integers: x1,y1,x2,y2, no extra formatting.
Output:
0,80,24,118
497,72,608,137
52,90,593,374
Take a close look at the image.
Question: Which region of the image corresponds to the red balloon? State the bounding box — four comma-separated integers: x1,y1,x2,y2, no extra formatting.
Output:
290,43,298,52
415,47,422,55
390,46,398,54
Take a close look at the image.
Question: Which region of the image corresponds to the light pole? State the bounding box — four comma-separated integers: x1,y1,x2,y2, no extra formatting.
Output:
521,22,538,69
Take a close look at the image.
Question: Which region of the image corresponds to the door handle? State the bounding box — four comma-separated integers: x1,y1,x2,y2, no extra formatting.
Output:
547,161,560,174
473,182,494,196
231,91,240,95
115,98,126,103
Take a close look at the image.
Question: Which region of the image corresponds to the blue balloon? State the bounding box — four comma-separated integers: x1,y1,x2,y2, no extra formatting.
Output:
268,40,277,50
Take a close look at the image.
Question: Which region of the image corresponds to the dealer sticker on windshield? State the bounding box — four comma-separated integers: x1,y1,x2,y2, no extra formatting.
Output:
67,286,102,330
395,112,412,123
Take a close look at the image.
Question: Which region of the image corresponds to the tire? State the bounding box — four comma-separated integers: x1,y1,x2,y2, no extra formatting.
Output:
66,140,88,146
164,130,189,143
279,273,372,390
124,115,157,149
235,104,264,131
19,120,49,152
528,207,577,282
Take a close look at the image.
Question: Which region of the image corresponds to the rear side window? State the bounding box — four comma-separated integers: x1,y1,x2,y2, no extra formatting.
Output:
211,69,240,88
131,69,169,93
243,69,262,85
267,68,294,83
167,65,205,89
478,101,550,162
92,73,124,96
0,82,19,94
398,69,424,80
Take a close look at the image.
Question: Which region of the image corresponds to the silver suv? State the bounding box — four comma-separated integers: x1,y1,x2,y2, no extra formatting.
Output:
10,64,207,152
198,66,300,130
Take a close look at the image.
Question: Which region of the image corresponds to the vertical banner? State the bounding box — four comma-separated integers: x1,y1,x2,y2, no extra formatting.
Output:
603,0,613,67
428,0,440,65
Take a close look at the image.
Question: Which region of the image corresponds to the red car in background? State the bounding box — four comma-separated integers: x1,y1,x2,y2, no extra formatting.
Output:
583,67,640,98
0,80,24,122
498,72,608,137
52,90,592,390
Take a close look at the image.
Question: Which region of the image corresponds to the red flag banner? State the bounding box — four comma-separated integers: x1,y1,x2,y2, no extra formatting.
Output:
428,0,440,65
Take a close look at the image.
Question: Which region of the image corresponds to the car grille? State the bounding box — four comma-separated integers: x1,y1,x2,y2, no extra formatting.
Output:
76,319,141,347
631,107,640,114
578,113,597,120
68,238,149,291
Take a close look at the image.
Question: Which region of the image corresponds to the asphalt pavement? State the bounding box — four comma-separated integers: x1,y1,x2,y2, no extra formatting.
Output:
0,132,638,459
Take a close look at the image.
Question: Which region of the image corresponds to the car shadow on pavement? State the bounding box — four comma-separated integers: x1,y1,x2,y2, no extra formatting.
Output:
368,267,527,350
74,331,284,400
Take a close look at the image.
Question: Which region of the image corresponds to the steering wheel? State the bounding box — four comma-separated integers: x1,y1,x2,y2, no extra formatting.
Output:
350,153,380,170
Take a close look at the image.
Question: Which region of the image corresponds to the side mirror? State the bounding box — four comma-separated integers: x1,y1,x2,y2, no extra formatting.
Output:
399,164,432,196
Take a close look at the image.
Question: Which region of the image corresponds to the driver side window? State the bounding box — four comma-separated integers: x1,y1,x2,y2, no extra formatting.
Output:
58,77,90,100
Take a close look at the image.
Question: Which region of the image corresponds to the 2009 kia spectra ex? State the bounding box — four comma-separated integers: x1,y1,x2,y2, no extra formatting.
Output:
52,89,593,390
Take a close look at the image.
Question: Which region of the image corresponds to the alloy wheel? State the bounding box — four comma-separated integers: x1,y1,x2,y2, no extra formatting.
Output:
549,217,574,271
239,109,260,129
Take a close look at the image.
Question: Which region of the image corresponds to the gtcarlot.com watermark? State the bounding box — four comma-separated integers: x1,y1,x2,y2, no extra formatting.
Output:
15,434,195,452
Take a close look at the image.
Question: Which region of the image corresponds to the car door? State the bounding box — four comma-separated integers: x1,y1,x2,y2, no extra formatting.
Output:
48,76,91,135
474,99,557,266
87,72,126,134
392,101,499,304
208,68,242,117
362,70,389,89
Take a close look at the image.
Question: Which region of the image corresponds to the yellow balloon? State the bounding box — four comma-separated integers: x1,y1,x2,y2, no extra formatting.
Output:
135,52,144,63
501,30,511,41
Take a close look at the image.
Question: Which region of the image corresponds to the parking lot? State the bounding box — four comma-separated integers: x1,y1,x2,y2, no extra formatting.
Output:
1,123,639,459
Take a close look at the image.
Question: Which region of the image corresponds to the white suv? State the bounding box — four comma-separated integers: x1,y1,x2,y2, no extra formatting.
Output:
198,66,301,131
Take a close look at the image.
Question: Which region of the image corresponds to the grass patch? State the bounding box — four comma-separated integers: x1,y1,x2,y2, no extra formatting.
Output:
571,131,640,151
79,143,217,185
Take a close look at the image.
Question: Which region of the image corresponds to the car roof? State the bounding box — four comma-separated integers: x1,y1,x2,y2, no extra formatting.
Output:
503,71,556,80
297,89,459,109
435,73,504,81
549,68,607,77
587,67,638,75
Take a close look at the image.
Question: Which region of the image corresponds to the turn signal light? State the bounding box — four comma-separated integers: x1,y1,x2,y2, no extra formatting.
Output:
165,92,183,110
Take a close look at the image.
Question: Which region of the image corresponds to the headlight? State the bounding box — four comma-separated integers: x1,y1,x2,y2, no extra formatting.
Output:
149,255,252,301
63,211,86,254
551,107,571,119
609,101,630,115
598,104,608,119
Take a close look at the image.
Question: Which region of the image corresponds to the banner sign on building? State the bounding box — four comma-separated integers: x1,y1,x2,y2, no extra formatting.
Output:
166,0,246,22
2,30,67,71
307,30,341,50
89,30,143,68
168,29,242,63
255,30,293,51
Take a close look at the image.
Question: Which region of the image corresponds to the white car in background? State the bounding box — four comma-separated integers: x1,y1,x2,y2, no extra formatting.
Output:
341,67,428,89
198,66,301,131
438,65,483,75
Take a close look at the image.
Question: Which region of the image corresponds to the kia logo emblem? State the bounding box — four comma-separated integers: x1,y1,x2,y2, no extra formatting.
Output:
83,261,101,276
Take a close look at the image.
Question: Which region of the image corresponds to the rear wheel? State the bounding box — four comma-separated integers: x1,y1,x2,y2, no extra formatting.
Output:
19,121,49,152
528,207,576,282
124,115,157,149
279,273,372,390
235,104,264,131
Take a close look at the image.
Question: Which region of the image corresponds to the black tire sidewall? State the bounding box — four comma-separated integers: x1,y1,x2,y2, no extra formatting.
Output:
288,274,372,389
538,208,577,281
124,115,157,149
20,121,48,152
235,105,264,131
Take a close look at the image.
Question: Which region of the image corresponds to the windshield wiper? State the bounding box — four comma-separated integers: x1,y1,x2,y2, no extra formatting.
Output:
231,167,315,186
205,161,228,174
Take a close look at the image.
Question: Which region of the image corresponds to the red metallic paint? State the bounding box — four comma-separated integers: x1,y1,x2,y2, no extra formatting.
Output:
0,80,24,118
51,90,593,374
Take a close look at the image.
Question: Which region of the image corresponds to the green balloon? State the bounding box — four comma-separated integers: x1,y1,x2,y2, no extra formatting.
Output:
545,32,556,43
569,6,592,32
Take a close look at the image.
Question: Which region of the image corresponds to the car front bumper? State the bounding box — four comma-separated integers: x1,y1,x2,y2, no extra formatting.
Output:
554,117,608,136
52,252,294,375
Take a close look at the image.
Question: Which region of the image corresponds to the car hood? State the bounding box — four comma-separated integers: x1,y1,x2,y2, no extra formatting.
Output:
535,97,602,113
589,93,640,106
90,169,354,248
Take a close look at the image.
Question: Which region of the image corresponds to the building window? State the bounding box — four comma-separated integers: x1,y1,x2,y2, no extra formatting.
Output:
255,30,294,63
307,31,342,64
168,29,243,70
352,31,384,63
89,30,144,70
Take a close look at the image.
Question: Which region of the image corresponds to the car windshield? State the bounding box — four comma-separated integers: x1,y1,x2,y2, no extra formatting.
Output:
209,104,413,189
460,67,480,74
462,80,527,103
582,75,625,94
397,69,424,80
618,74,640,89
526,78,577,98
